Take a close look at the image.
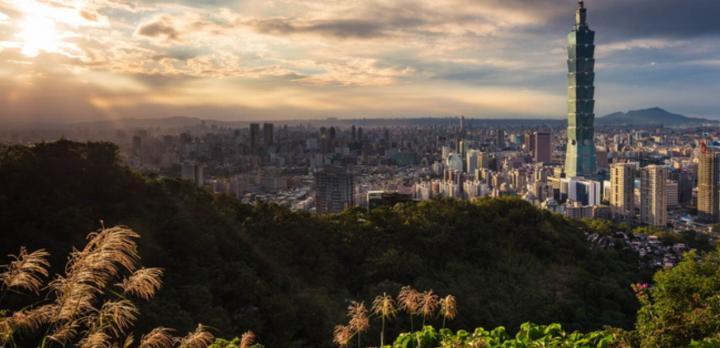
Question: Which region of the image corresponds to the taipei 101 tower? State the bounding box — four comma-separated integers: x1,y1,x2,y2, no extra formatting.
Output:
564,0,597,178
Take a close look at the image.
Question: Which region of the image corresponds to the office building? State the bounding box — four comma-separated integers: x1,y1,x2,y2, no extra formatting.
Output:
534,131,551,164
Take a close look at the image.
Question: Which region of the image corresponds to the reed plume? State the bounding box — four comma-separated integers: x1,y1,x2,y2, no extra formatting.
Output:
97,299,139,336
347,301,369,348
397,286,421,331
11,304,57,332
121,334,135,348
139,327,175,348
118,267,163,300
372,292,397,347
177,324,214,348
439,294,457,328
0,317,12,346
79,330,111,348
1,225,218,348
54,283,96,321
64,226,140,291
48,320,80,344
240,330,256,348
0,247,50,295
333,325,353,347
419,290,439,326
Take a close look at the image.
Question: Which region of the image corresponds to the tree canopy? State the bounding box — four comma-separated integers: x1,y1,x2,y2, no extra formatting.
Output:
0,141,644,347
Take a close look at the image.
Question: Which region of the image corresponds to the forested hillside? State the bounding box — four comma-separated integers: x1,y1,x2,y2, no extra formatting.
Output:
0,141,644,347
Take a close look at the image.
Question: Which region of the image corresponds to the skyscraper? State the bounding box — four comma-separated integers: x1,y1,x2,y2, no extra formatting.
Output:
466,150,479,174
496,129,505,149
697,143,720,222
610,163,635,218
249,123,260,154
315,166,354,214
564,0,597,178
534,131,551,164
263,123,274,147
641,165,667,227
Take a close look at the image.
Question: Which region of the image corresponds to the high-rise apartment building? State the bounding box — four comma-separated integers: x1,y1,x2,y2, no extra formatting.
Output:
181,162,205,187
640,165,667,227
610,163,635,218
697,145,720,222
564,0,597,178
315,167,354,214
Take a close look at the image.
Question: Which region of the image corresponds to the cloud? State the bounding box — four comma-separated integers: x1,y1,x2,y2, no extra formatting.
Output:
1,0,720,123
247,18,387,39
135,16,181,41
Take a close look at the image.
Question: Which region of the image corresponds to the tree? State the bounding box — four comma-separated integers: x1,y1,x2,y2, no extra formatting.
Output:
635,248,720,347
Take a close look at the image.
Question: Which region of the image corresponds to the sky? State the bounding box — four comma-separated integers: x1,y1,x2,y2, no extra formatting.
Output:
0,0,719,125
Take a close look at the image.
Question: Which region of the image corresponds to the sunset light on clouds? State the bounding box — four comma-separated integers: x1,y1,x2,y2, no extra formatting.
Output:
1,0,719,124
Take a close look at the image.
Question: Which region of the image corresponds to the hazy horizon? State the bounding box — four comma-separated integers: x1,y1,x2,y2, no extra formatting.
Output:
1,0,719,124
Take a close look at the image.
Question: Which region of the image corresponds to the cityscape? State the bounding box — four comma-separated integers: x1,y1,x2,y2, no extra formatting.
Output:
2,1,720,347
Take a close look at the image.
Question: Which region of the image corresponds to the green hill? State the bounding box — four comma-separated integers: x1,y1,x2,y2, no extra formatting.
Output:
0,141,644,347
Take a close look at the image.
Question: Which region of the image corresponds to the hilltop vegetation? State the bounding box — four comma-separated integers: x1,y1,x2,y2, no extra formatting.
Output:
0,141,644,347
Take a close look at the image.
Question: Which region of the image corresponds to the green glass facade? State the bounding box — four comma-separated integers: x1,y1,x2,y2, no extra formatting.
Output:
564,0,597,178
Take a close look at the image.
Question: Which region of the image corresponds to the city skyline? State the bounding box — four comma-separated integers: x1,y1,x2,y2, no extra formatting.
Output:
1,0,720,125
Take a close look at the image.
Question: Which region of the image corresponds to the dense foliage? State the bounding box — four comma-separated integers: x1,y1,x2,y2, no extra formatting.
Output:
0,141,645,347
389,323,616,348
635,247,720,347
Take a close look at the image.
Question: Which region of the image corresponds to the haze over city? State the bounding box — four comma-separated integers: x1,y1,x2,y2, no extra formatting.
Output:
1,0,720,126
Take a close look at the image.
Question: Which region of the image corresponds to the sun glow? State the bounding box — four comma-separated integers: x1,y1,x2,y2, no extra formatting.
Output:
8,0,99,58
18,15,62,57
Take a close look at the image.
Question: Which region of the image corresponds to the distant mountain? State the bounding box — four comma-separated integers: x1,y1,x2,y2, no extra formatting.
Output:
597,107,714,126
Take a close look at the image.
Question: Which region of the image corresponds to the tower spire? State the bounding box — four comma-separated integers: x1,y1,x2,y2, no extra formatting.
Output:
576,0,587,28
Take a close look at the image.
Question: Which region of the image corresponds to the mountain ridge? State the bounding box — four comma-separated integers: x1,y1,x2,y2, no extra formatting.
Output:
597,107,714,126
